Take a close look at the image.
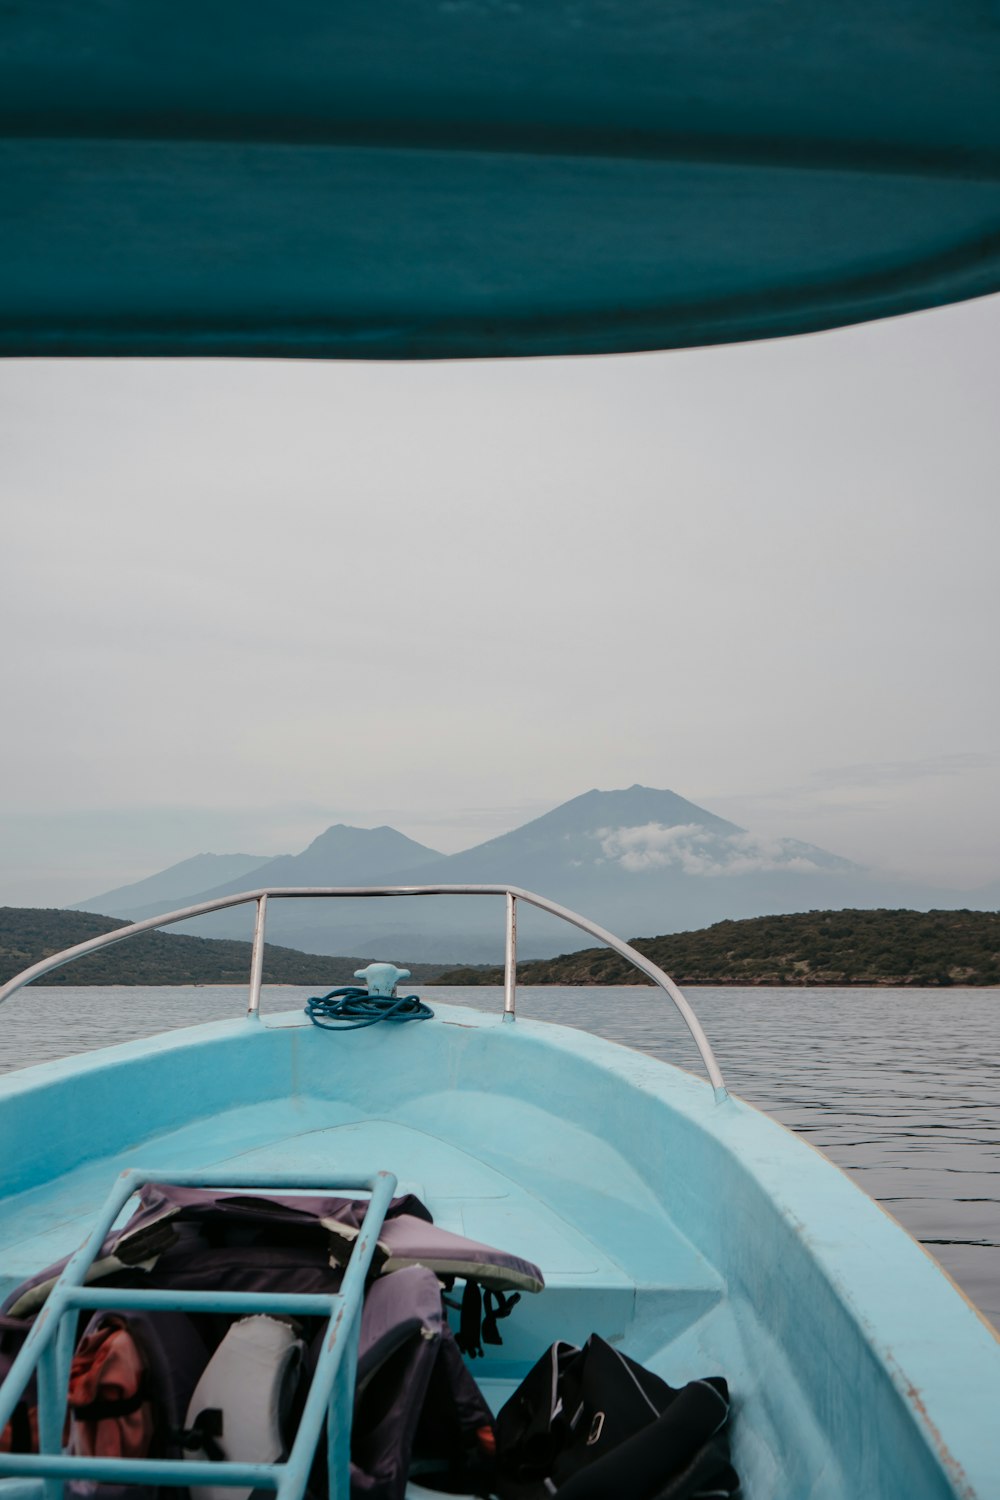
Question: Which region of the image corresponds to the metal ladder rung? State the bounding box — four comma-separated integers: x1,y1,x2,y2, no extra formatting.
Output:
0,1454,285,1488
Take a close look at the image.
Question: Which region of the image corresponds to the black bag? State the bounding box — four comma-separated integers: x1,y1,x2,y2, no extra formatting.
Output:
494,1334,739,1500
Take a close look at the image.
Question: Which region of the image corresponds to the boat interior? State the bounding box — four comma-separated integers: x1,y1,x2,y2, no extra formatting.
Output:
2,889,998,1499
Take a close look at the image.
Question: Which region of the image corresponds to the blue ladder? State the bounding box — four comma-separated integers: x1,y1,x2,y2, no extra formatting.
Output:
0,1166,398,1500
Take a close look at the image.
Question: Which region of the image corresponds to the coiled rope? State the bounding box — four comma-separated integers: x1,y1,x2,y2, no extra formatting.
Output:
303,986,434,1031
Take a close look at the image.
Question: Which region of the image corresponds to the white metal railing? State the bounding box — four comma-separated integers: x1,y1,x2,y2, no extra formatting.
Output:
0,886,728,1099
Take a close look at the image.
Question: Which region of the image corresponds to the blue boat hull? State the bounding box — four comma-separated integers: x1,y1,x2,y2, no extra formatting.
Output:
1,1003,998,1498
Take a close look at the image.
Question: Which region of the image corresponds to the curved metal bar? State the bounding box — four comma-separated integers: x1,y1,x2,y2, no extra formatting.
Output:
0,885,727,1098
505,888,727,1100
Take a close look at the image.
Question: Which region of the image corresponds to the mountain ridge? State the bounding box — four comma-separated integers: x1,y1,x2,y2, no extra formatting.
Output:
96,824,443,923
67,786,995,962
75,852,273,917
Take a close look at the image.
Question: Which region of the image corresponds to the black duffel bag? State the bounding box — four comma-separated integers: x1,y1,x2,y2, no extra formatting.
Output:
493,1334,739,1500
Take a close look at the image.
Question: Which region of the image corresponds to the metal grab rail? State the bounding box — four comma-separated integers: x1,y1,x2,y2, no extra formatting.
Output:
0,886,727,1100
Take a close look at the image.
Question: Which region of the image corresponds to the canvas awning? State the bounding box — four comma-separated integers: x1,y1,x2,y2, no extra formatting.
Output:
2,1,999,359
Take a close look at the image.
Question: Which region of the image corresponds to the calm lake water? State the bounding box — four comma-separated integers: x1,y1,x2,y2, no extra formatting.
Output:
1,982,997,1331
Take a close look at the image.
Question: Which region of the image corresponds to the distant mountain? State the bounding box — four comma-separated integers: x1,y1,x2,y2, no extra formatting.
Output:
382,784,855,887
70,787,983,963
329,783,874,958
87,825,444,922
194,824,444,897
76,852,273,918
122,787,880,960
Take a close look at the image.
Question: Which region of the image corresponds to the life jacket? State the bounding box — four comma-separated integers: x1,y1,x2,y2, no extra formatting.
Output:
4,1183,542,1365
5,1184,543,1314
0,1183,543,1500
0,1315,37,1457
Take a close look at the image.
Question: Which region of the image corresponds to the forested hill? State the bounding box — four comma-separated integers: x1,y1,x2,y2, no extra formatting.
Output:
0,908,446,986
4,907,998,989
437,909,1000,987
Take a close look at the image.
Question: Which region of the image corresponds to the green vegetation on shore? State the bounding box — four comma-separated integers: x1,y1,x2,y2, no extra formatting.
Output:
436,909,1000,987
3,907,997,990
0,908,447,987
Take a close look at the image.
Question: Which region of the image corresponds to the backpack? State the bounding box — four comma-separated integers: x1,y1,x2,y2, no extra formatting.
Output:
0,1183,541,1500
493,1335,740,1500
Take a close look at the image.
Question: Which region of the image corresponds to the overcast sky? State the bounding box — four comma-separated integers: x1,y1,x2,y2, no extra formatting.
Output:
2,293,998,906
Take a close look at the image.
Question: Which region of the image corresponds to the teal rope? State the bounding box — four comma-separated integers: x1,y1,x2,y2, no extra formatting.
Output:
303,985,434,1031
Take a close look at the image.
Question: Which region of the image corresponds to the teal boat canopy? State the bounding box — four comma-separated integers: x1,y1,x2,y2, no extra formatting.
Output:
2,1,1000,359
